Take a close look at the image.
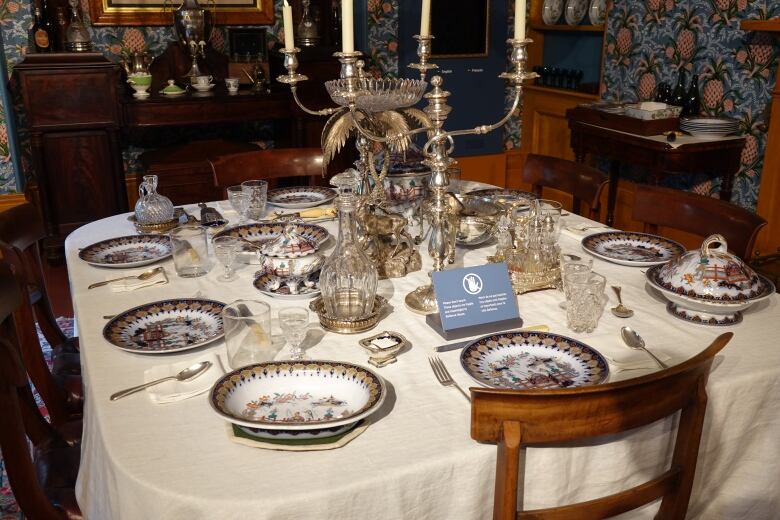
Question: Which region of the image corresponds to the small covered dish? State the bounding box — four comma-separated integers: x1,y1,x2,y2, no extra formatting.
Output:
645,234,775,325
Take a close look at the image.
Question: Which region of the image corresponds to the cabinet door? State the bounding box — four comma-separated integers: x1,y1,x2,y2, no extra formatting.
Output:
38,130,124,235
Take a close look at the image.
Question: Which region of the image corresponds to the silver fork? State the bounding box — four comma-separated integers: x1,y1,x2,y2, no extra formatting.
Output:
428,356,470,402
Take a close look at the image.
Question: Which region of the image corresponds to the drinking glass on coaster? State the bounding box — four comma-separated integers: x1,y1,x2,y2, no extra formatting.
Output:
278,307,309,360
226,185,250,224
565,271,606,333
213,235,240,282
241,180,268,221
169,225,211,278
223,300,273,369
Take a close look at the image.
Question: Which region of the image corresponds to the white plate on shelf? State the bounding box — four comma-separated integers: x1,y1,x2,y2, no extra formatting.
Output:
588,0,606,25
543,0,565,24
565,0,589,25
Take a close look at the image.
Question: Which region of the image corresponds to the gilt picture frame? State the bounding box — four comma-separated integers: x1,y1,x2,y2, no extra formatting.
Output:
88,0,274,26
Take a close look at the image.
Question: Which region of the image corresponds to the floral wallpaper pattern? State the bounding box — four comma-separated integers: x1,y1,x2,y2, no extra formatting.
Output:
602,0,780,210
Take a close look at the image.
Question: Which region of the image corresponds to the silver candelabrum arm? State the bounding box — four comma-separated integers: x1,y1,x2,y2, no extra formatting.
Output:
276,47,341,116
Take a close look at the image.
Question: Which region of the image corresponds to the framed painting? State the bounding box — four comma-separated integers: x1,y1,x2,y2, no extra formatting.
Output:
88,0,274,26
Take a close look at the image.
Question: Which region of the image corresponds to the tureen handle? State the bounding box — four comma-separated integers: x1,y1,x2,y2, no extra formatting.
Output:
700,234,728,257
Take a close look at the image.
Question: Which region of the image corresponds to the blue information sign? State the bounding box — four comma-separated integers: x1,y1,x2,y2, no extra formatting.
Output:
428,263,521,339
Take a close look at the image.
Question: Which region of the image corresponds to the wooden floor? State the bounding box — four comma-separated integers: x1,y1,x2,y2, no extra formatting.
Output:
43,262,73,318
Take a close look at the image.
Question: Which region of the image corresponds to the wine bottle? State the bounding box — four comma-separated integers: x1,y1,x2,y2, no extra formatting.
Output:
684,75,701,117
32,4,54,53
671,70,686,108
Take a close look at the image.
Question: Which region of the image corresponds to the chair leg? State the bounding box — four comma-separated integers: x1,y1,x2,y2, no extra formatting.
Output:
656,380,708,519
494,421,523,520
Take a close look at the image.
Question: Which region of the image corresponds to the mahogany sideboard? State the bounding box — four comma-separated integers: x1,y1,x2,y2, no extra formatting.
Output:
15,52,334,261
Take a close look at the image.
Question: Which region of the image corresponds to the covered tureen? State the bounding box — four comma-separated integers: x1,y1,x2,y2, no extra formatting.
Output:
645,234,775,325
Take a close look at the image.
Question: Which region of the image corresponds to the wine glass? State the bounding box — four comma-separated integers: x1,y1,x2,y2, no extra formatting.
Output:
212,236,240,282
226,185,249,224
278,307,309,360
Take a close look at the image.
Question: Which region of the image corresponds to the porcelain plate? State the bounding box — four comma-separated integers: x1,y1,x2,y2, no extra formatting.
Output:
581,231,685,267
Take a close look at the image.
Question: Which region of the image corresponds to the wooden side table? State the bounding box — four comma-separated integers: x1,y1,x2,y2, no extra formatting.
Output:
567,111,745,226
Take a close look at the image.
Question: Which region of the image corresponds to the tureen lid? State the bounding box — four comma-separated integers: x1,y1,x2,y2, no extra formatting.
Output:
655,234,765,301
261,220,319,258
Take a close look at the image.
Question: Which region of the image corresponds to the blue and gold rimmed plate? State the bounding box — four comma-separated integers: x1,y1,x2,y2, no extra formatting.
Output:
103,299,225,354
581,231,685,267
460,330,609,390
209,360,386,432
79,234,172,268
267,186,337,209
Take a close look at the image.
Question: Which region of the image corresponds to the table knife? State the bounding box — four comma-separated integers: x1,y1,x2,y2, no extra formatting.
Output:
434,325,550,353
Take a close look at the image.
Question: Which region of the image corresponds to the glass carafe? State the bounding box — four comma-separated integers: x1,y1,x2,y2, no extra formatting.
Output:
320,169,378,319
135,175,175,225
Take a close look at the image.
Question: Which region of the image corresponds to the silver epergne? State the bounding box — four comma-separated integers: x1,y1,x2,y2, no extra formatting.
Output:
277,33,537,317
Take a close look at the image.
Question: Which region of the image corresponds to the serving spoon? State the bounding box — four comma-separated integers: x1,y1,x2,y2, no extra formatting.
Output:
610,286,634,318
110,361,212,401
620,327,667,369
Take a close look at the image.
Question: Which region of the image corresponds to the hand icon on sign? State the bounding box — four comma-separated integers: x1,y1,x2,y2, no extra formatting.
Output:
463,273,483,295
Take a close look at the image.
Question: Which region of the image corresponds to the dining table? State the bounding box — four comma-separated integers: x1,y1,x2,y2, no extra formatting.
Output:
65,183,780,520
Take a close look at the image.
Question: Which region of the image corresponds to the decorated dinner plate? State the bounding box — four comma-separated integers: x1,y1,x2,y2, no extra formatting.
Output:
209,360,386,431
103,299,225,354
565,0,588,25
466,188,538,203
588,0,606,24
267,186,337,209
581,231,685,267
543,0,565,24
79,234,172,268
253,270,321,300
460,330,609,390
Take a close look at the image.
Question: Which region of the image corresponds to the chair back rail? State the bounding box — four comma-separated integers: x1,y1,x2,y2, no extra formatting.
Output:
0,202,70,348
632,183,766,260
471,332,732,520
210,148,325,197
523,154,608,221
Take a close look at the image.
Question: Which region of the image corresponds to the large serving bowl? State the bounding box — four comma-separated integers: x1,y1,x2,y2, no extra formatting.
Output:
453,194,503,246
209,360,386,440
645,234,775,325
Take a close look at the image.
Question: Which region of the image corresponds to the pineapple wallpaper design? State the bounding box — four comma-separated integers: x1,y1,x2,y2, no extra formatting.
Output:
602,0,780,210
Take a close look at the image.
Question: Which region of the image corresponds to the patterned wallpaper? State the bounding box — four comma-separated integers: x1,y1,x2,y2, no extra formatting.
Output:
0,0,778,211
602,0,780,209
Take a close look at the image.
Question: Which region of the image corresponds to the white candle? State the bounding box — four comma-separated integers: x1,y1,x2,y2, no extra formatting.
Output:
282,0,294,50
342,0,354,53
420,0,431,37
514,0,526,40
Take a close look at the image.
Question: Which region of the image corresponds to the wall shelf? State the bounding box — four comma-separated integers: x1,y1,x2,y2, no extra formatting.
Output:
740,19,780,32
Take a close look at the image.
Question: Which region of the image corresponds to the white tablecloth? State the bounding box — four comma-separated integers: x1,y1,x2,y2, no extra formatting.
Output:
67,193,780,519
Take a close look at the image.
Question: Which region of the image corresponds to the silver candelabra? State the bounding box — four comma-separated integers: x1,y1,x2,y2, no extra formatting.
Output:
276,35,537,315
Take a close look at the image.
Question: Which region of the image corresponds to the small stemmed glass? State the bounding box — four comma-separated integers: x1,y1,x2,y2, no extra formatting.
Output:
226,185,250,224
212,236,240,282
278,307,309,360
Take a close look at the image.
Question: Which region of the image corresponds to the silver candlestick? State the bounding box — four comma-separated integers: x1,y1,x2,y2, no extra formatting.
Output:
407,35,438,81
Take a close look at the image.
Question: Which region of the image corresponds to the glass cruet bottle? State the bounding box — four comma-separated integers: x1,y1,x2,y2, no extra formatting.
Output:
320,169,378,319
134,174,175,225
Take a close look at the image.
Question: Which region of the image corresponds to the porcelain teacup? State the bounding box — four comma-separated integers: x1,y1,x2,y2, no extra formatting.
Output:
225,77,239,93
193,75,213,87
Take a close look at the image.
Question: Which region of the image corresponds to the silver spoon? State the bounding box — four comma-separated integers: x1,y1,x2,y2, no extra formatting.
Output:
110,361,212,401
88,266,164,290
611,286,634,318
620,327,667,369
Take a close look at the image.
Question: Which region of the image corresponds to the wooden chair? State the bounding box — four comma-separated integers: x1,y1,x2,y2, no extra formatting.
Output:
1,255,83,427
210,148,325,197
471,332,733,520
632,184,766,261
0,202,79,360
523,154,609,221
0,262,82,519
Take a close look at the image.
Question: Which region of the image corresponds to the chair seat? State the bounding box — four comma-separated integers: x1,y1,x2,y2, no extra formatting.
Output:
58,337,80,354
52,351,81,376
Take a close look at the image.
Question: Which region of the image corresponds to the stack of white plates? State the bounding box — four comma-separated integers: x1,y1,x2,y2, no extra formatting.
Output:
680,116,739,137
